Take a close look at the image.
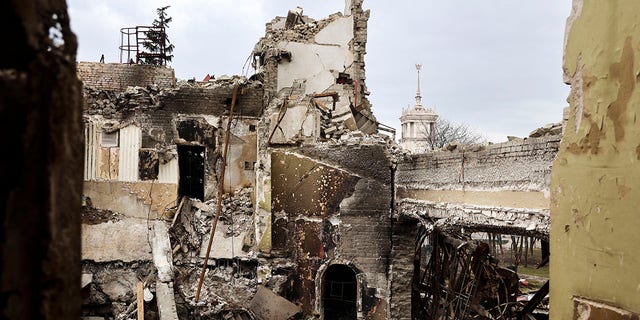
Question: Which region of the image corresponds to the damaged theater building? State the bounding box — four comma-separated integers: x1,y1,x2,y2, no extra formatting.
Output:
79,1,559,319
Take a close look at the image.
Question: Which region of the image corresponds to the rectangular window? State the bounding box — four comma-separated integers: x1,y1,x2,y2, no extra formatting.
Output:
101,131,119,147
244,161,254,171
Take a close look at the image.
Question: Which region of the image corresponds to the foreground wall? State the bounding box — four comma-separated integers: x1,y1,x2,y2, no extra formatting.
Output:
551,0,640,318
1,1,83,318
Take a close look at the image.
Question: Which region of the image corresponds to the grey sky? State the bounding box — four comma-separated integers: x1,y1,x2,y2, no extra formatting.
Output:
68,0,572,142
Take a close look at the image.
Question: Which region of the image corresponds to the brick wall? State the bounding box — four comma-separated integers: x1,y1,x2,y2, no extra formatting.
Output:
160,85,264,118
389,221,418,320
77,62,175,91
396,135,561,192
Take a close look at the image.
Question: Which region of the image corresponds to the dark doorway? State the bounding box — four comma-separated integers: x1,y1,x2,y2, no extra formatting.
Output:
178,145,205,201
323,264,357,320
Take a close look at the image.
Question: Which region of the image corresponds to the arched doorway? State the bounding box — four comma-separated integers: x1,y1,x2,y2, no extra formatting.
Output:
323,264,357,320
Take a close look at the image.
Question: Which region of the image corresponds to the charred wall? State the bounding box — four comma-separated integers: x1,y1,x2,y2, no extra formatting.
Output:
81,72,264,200
271,141,392,319
77,61,175,91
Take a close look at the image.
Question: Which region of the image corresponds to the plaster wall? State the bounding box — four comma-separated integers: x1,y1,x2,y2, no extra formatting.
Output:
551,0,640,317
84,180,178,219
268,101,321,145
277,41,354,95
315,16,354,47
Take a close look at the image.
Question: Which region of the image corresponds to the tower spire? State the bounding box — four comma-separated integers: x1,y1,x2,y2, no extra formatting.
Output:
415,64,423,109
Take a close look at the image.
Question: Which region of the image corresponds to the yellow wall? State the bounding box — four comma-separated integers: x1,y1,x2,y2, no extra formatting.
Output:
551,0,640,317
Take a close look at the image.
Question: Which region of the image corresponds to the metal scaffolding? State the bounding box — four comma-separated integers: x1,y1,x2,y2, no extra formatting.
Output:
119,25,168,65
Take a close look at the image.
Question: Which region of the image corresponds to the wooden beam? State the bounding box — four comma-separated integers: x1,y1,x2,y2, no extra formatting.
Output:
137,282,144,320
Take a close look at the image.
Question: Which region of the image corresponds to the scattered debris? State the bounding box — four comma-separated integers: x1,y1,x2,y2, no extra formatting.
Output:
82,205,123,225
529,122,562,138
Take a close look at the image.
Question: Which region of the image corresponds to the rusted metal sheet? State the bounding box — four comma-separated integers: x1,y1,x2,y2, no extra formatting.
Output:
412,228,520,320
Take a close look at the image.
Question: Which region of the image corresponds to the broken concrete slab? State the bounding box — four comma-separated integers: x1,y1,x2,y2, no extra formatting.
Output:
100,269,139,302
82,273,93,288
249,286,301,320
151,220,175,282
156,281,179,320
81,219,152,262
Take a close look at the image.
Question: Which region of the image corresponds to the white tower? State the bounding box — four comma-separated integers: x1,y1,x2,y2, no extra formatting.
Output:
399,64,438,153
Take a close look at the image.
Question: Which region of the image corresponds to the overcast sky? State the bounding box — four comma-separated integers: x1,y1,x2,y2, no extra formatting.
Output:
68,0,572,142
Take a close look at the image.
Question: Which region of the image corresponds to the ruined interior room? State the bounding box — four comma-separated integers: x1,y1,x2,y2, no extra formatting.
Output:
1,0,639,319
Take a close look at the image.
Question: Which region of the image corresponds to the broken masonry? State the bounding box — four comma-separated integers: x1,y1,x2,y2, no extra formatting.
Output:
78,1,555,319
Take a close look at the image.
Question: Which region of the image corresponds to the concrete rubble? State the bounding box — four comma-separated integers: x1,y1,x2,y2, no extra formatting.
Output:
78,1,556,319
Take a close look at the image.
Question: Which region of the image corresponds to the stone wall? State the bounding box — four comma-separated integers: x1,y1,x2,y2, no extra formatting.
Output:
77,62,176,91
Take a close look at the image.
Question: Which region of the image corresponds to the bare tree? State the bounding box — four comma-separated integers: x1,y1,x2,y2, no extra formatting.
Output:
425,117,485,149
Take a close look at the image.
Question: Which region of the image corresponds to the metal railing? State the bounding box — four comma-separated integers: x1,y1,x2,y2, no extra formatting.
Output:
119,25,168,65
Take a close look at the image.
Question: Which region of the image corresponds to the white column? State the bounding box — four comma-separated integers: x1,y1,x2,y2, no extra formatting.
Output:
84,121,99,180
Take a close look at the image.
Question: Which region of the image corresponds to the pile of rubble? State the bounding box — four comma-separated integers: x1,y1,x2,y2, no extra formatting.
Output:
259,9,342,44
169,187,255,260
82,206,122,225
82,261,159,320
167,188,264,318
84,84,174,118
82,196,123,225
528,122,562,138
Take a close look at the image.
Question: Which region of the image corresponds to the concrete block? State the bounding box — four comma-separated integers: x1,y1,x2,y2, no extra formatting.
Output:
249,286,301,320
156,281,179,320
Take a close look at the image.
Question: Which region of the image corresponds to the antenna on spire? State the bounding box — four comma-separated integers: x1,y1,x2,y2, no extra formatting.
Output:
415,63,423,109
